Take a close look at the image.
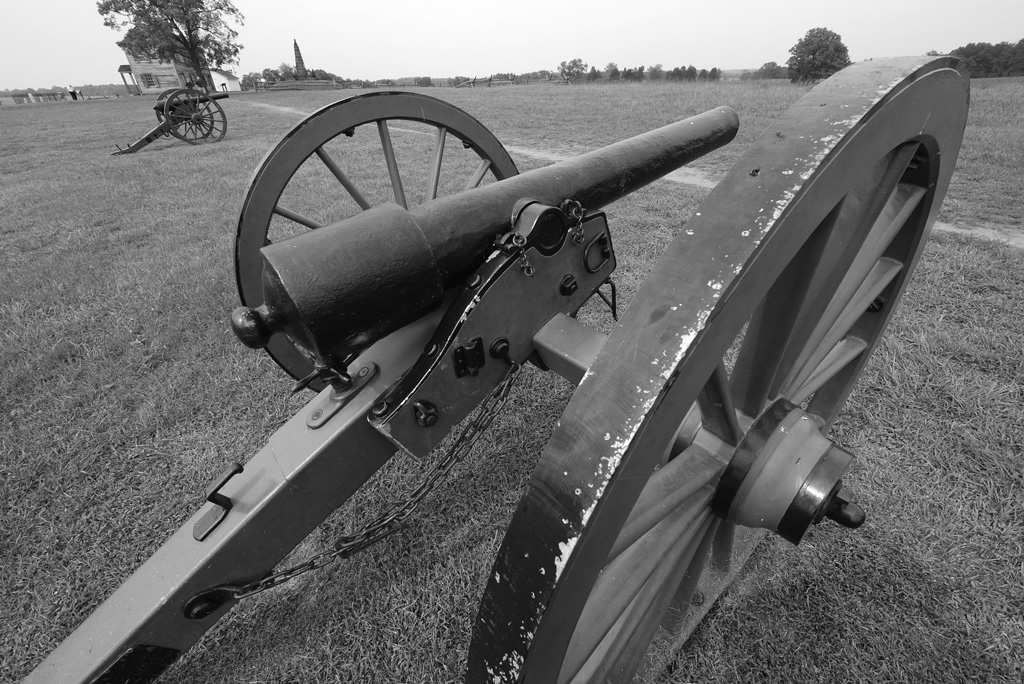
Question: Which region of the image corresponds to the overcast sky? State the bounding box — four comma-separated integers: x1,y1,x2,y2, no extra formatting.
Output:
2,0,1023,89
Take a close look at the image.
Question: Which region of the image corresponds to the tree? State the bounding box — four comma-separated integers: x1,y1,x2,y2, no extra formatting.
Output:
686,65,697,81
754,61,788,79
787,27,851,83
648,63,664,80
558,58,588,82
621,66,644,82
261,67,280,82
98,0,242,92
278,62,296,80
240,71,261,90
310,68,339,82
586,66,601,82
950,40,1024,77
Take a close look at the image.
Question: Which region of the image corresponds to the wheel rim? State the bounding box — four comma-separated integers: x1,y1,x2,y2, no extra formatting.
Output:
165,88,226,145
235,91,519,389
468,57,968,683
154,88,179,123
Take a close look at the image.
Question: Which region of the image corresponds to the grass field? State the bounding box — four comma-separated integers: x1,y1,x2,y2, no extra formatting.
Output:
2,76,1022,684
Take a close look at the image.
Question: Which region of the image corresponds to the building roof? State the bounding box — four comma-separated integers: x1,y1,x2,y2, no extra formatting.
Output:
118,64,133,73
211,69,239,80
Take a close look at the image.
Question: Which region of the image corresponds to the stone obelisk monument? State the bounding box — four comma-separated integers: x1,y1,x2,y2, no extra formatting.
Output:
293,39,308,79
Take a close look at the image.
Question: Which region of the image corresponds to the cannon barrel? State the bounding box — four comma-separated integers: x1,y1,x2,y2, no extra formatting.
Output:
232,106,739,370
152,90,229,112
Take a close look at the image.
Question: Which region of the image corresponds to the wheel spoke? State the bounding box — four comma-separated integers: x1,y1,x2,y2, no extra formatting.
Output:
377,120,407,208
424,126,447,202
730,205,841,417
784,257,902,396
197,100,213,121
780,183,923,391
710,518,735,572
697,361,743,445
273,204,323,229
789,336,868,405
763,143,918,404
662,517,721,632
609,442,724,561
561,512,714,683
559,442,726,681
315,146,371,210
465,158,492,189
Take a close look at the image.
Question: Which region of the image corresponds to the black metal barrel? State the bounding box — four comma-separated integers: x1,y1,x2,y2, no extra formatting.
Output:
232,106,739,369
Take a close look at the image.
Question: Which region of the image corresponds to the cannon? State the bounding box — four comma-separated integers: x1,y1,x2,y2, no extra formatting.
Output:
26,56,968,683
112,87,228,155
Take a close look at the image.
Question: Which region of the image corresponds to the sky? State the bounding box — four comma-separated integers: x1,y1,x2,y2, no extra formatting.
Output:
2,0,1023,89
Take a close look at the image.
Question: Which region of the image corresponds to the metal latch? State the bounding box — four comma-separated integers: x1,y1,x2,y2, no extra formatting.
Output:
453,337,486,377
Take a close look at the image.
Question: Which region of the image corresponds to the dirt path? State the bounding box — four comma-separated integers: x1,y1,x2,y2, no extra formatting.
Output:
239,100,1020,247
932,221,1024,249
241,101,311,117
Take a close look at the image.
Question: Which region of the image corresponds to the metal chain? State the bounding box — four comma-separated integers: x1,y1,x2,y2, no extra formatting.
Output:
505,232,535,277
231,360,523,600
562,199,586,245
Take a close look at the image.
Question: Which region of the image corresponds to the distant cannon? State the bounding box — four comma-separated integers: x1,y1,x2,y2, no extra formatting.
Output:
112,88,228,155
30,57,968,683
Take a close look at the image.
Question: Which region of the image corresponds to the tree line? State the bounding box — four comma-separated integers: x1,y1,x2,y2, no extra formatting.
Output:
238,64,380,90
948,40,1024,77
557,59,722,83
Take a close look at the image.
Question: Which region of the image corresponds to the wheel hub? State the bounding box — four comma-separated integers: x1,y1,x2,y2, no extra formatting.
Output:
712,399,866,544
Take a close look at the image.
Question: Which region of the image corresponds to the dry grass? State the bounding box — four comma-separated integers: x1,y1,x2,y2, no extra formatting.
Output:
1,78,1022,683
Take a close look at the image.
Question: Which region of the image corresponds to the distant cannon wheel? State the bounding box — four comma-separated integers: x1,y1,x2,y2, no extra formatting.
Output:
467,57,969,683
234,91,519,390
154,88,180,126
164,88,227,145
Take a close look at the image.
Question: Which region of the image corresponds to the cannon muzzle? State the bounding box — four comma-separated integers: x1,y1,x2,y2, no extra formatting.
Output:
231,106,738,371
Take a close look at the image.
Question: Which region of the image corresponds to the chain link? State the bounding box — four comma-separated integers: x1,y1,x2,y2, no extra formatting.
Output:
231,360,523,600
562,199,586,245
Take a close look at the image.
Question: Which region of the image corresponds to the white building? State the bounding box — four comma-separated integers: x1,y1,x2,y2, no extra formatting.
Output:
210,69,241,92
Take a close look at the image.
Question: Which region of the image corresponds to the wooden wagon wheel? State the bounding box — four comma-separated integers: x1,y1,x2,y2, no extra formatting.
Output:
164,88,227,145
235,91,519,390
154,88,180,125
468,57,969,683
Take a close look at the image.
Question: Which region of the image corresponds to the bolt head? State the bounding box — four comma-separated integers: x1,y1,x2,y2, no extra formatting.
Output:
490,338,510,359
